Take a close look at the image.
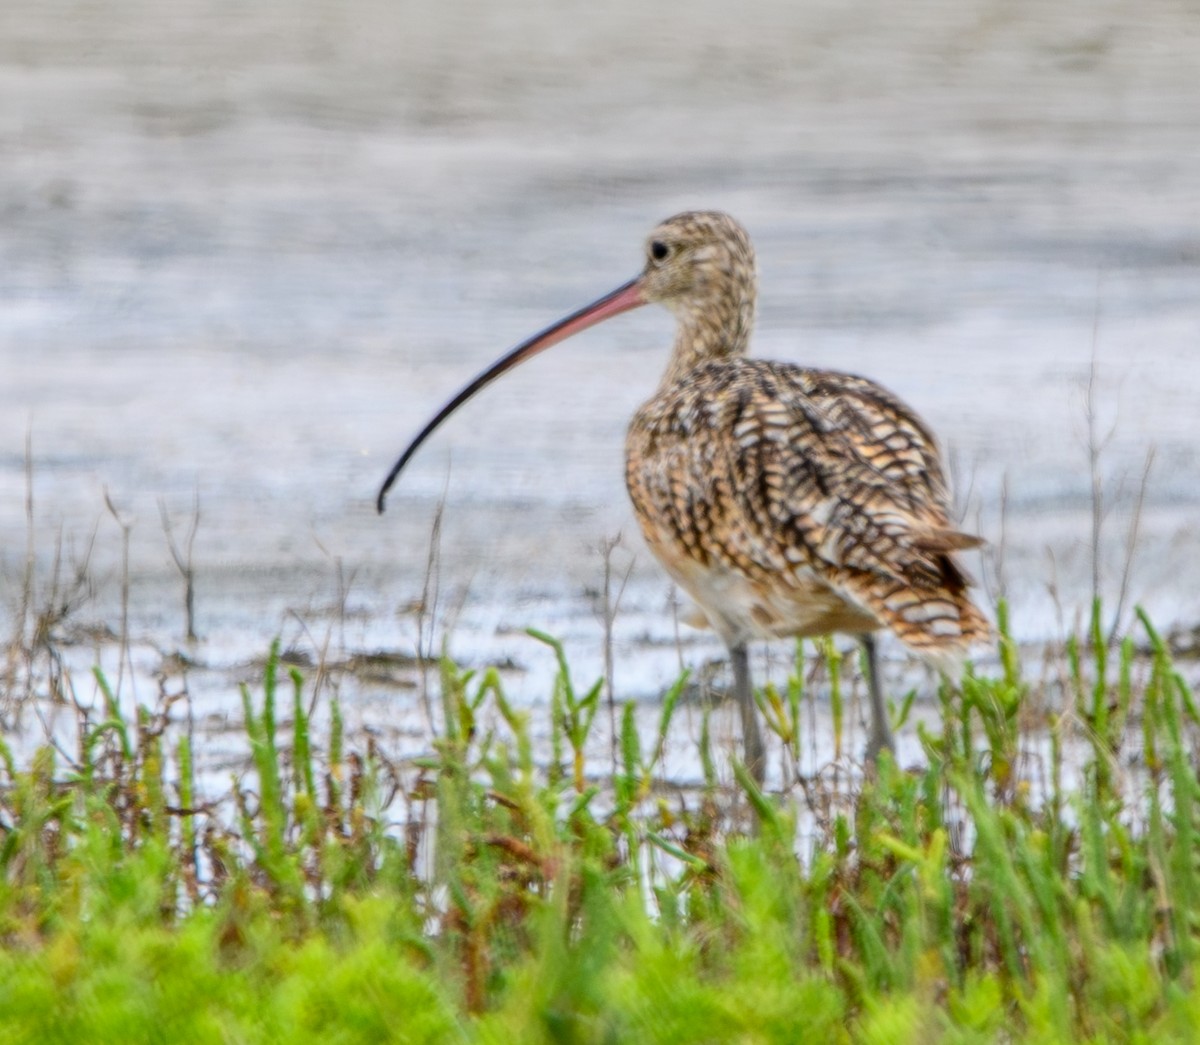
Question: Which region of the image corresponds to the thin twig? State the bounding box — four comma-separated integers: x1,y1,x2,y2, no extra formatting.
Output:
103,489,135,702
597,534,634,774
158,491,201,641
1108,446,1156,645
415,475,450,733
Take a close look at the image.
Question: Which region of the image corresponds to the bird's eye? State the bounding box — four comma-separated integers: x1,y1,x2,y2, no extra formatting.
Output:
649,240,670,262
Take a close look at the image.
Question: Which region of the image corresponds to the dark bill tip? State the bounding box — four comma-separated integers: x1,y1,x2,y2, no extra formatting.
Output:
376,275,645,513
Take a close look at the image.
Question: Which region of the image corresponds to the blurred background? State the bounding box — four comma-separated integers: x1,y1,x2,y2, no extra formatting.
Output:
2,0,1198,709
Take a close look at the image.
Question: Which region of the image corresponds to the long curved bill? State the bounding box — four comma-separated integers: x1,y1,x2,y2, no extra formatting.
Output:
377,275,646,513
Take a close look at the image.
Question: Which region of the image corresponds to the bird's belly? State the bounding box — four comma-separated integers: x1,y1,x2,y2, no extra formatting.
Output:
651,543,882,646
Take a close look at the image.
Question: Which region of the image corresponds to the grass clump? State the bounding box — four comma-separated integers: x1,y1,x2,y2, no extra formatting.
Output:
2,606,1200,1042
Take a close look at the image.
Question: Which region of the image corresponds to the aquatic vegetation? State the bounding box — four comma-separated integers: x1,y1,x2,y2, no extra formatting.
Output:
2,604,1200,1042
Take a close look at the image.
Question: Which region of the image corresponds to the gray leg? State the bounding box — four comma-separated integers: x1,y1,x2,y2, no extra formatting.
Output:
730,642,766,785
861,633,895,764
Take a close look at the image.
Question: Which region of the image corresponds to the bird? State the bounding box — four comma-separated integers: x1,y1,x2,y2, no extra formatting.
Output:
377,211,989,783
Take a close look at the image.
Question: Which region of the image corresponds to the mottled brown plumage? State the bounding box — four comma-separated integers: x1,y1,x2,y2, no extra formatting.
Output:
626,360,986,652
378,210,989,781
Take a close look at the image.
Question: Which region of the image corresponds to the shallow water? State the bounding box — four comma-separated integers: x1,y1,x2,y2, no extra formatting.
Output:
2,0,1199,747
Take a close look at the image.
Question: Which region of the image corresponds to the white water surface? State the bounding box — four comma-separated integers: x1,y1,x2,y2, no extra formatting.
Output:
2,1,1198,759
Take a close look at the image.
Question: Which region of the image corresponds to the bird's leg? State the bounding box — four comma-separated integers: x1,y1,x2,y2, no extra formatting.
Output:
730,642,766,785
861,633,895,764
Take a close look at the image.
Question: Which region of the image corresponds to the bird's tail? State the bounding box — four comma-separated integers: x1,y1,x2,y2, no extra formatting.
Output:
884,591,992,676
866,552,993,674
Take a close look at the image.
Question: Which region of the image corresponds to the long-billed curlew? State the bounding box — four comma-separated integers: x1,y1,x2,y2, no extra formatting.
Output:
378,211,989,781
